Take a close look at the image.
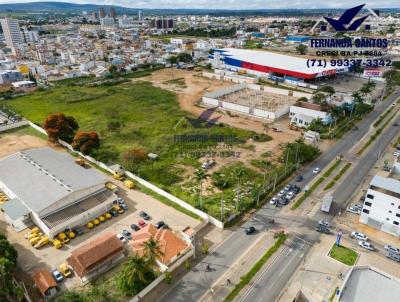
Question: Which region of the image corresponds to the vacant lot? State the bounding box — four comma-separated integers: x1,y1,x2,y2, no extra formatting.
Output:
0,76,310,219
329,244,358,266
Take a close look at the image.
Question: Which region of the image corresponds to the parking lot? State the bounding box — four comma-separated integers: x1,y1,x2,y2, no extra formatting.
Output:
0,138,202,290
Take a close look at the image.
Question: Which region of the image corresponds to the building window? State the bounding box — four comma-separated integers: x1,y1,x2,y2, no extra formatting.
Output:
362,209,369,214
394,221,399,226
365,201,372,207
391,203,395,206
389,210,392,214
396,213,400,218
386,218,390,221
366,194,374,199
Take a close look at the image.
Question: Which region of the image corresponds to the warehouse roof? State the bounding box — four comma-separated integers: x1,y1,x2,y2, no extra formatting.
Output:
0,147,106,215
339,266,400,302
0,198,29,220
370,175,400,195
215,48,339,77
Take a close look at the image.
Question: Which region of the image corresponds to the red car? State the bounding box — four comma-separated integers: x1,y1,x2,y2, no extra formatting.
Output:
138,220,147,228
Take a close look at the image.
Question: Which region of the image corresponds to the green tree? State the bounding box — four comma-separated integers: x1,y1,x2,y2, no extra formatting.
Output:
168,56,177,64
295,44,308,55
141,237,164,267
312,92,326,104
352,91,363,103
318,85,335,96
177,53,192,63
116,254,156,296
43,113,79,142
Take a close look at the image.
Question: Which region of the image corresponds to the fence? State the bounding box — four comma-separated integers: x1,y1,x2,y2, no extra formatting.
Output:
23,122,224,229
0,120,28,133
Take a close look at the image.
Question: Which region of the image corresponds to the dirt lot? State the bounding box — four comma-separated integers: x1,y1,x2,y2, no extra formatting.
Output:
0,129,202,291
136,68,300,134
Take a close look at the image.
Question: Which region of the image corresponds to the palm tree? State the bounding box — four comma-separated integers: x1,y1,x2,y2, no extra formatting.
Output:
142,237,164,267
352,91,363,103
194,169,207,209
124,254,149,285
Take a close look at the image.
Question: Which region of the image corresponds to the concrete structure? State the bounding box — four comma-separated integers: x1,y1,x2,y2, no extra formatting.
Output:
289,101,331,128
0,148,115,238
202,83,311,121
12,80,37,92
67,232,124,282
360,161,400,237
337,266,400,302
0,18,24,49
100,17,115,27
210,48,348,81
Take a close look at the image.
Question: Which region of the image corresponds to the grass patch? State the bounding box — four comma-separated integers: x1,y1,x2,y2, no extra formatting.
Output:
329,244,358,266
163,77,187,88
224,233,287,302
322,159,342,178
323,162,352,191
291,176,325,210
357,109,399,156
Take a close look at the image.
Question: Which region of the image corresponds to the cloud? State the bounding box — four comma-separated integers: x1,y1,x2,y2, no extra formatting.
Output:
0,0,399,9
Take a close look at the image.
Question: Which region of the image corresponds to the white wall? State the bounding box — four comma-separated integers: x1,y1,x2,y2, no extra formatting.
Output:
202,97,219,106
221,101,249,114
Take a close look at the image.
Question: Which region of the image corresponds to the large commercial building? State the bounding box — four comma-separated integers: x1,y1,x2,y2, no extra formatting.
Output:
210,48,348,82
0,18,24,49
0,148,116,239
359,160,400,237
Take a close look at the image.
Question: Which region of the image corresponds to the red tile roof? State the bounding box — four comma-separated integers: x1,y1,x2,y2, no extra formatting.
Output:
131,224,189,265
33,269,57,297
66,232,124,277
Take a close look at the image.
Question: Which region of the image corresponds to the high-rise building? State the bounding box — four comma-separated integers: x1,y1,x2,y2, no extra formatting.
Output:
99,8,106,18
109,8,116,20
0,18,24,49
151,17,174,30
138,10,143,21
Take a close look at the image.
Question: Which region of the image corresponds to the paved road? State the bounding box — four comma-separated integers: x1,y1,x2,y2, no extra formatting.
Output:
238,237,309,302
159,90,399,302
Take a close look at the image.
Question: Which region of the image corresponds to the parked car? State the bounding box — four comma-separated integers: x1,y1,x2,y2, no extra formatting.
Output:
359,241,374,251
351,231,367,241
353,204,363,210
270,197,278,205
155,221,166,229
117,197,125,204
52,270,64,283
386,252,400,262
285,192,295,200
130,224,140,231
394,151,400,157
110,210,119,217
347,206,361,214
291,185,301,194
277,190,285,197
120,203,128,210
122,229,132,240
138,220,147,228
312,167,320,174
245,226,256,235
139,211,151,220
117,234,127,243
318,220,330,228
72,227,83,236
279,198,289,206
316,226,331,234
284,184,292,192
295,175,303,182
384,245,400,255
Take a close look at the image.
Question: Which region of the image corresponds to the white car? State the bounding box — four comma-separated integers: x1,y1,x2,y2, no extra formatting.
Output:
318,220,330,228
351,231,367,241
394,151,400,157
270,197,278,205
277,190,285,197
117,234,127,243
284,184,292,192
384,244,400,254
52,270,64,282
347,206,361,214
285,192,295,200
312,167,320,174
359,241,374,251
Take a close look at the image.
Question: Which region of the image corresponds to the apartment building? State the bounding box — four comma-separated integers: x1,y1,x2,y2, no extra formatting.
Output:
360,161,400,237
0,18,24,49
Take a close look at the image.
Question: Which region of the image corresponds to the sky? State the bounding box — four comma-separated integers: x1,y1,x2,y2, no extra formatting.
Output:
0,0,399,10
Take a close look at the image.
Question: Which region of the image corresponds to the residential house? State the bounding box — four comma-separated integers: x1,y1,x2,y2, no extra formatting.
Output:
33,269,57,300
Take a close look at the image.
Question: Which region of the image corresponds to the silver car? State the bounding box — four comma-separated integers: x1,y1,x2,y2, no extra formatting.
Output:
384,245,400,255
359,241,374,251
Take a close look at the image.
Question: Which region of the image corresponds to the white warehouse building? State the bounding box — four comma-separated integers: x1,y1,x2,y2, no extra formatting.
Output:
359,161,400,237
0,148,116,239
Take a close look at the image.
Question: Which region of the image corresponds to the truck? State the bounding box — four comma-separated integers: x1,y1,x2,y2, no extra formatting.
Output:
59,263,72,277
124,180,135,189
105,182,118,192
321,194,333,213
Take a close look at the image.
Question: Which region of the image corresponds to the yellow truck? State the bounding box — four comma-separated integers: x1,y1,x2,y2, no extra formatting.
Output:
113,205,124,214
59,263,72,278
124,180,135,189
75,158,86,166
52,239,62,249
98,215,106,223
104,212,112,220
27,232,43,240
87,222,94,229
66,230,76,239
29,236,42,246
93,219,100,226
113,172,124,181
34,236,49,249
105,182,118,192
58,232,70,244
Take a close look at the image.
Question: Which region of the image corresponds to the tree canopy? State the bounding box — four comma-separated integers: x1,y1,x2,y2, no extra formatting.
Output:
43,112,79,142
71,131,100,154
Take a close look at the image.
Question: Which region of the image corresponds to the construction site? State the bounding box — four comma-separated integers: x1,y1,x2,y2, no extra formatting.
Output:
202,83,312,122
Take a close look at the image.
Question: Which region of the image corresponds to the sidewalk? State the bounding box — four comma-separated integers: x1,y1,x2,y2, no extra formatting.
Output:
200,231,276,302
